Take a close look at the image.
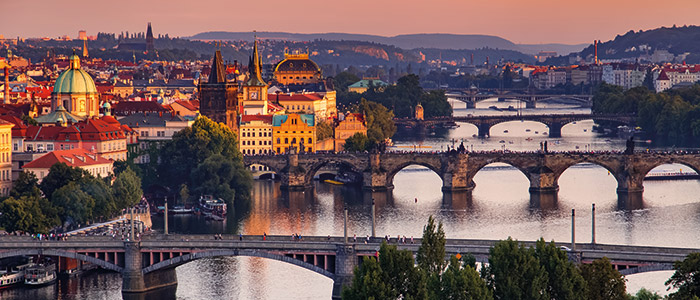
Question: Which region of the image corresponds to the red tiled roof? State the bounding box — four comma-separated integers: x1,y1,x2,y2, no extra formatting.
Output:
174,100,197,111
23,148,113,169
270,93,322,102
112,100,169,116
240,115,273,124
657,70,670,81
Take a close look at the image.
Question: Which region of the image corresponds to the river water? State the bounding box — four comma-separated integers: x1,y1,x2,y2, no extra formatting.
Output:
3,98,698,299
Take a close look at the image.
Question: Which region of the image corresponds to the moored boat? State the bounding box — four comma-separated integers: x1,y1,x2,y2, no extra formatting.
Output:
24,264,56,287
0,262,32,289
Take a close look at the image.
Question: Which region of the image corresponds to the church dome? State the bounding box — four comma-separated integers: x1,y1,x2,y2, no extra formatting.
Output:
274,54,320,73
53,54,98,95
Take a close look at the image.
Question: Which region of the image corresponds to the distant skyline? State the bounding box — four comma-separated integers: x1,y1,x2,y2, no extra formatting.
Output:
2,0,699,45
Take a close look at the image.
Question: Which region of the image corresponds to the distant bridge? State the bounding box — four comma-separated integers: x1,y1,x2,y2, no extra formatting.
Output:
444,90,593,108
394,113,636,138
0,235,691,298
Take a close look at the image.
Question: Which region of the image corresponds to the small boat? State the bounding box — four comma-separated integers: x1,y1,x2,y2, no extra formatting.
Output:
503,130,509,133
572,121,577,124
499,140,506,143
170,206,193,215
534,131,539,134
525,137,533,141
199,195,227,217
324,179,344,185
508,141,514,144
472,134,477,138
543,132,548,135
525,129,531,132
24,264,56,287
645,170,700,180
0,262,32,289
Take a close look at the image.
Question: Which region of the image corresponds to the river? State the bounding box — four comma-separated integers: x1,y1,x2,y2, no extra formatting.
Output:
3,98,698,299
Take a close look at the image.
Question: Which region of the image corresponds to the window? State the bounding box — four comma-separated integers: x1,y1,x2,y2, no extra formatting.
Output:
26,144,33,152
276,138,280,144
12,143,17,152
47,144,54,151
284,138,288,144
291,138,296,144
308,138,312,144
141,131,149,137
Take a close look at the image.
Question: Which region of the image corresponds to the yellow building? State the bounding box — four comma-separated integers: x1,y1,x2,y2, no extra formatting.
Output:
272,114,315,154
52,54,100,119
273,52,322,85
334,113,367,151
239,115,273,155
0,120,12,196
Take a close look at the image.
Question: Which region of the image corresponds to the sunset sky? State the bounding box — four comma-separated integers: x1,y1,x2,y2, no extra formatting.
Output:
3,0,698,44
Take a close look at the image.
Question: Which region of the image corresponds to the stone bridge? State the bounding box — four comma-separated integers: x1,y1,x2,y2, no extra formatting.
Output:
0,235,693,299
244,151,700,207
394,114,635,138
446,92,593,109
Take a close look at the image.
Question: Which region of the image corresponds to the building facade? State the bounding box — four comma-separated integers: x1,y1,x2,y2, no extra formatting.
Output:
272,114,315,154
199,50,239,132
333,113,366,151
273,53,322,86
0,120,12,196
52,54,100,118
239,115,273,155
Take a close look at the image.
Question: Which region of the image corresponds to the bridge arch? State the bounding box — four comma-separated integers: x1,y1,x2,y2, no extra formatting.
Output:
639,159,700,179
554,159,622,187
304,159,364,186
385,161,444,189
467,160,531,193
141,249,335,280
0,248,123,272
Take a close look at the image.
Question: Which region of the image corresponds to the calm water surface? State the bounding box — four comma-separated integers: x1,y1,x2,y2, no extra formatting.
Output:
3,99,696,299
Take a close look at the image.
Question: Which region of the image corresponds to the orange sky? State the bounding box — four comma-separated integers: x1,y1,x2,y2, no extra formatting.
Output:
3,0,698,44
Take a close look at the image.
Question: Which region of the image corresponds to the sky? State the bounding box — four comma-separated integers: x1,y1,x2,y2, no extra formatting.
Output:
2,0,699,44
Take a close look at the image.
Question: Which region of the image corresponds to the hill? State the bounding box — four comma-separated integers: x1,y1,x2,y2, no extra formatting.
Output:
546,25,700,65
187,31,585,55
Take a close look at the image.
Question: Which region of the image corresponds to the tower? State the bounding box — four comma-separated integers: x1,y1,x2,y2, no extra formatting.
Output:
199,48,239,132
241,38,269,115
82,39,89,58
146,22,155,53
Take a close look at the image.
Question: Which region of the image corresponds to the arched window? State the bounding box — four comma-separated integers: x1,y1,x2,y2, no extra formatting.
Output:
277,138,281,144
291,138,297,144
284,138,288,144
308,138,312,144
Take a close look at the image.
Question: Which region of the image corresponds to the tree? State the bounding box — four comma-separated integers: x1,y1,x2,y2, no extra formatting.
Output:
417,215,447,275
10,171,42,198
40,163,90,199
420,90,452,118
112,166,142,209
580,257,627,300
483,237,549,300
159,116,252,204
190,154,237,203
342,256,393,300
0,196,57,233
344,132,370,152
51,182,95,225
316,120,334,141
439,255,493,300
628,288,662,300
666,252,700,299
178,184,189,206
356,99,396,148
80,176,117,220
534,239,586,300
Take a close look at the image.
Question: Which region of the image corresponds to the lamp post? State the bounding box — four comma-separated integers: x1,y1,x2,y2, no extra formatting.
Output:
591,203,596,245
571,209,576,251
343,205,348,244
371,199,376,238
164,197,169,235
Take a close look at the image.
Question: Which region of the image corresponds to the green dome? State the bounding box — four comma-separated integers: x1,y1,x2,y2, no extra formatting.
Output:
53,56,97,95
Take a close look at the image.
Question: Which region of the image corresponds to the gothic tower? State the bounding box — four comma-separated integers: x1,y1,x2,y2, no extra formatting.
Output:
146,22,155,53
199,49,239,132
242,38,268,102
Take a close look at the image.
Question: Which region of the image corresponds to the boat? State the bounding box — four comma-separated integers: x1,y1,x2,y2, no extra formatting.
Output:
24,264,56,287
198,195,227,217
525,129,531,132
324,179,344,185
645,170,700,180
0,262,32,289
534,131,539,134
170,206,193,215
525,137,533,141
543,132,548,135
498,140,506,143
583,129,587,132
503,130,509,133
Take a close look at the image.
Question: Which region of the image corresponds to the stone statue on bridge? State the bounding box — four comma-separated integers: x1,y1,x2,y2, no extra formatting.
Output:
625,137,635,154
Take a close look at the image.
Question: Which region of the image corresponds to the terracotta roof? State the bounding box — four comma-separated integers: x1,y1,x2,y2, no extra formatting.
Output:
657,70,670,81
112,100,169,116
240,115,273,124
272,93,322,102
23,148,112,169
174,100,197,111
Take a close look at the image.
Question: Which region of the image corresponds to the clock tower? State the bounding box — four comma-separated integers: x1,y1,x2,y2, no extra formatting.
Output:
241,38,269,115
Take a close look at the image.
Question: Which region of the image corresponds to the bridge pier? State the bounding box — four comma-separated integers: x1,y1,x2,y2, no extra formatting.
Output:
441,153,470,192
122,242,178,295
477,123,490,137
526,99,536,109
547,122,563,138
617,188,644,210
281,150,312,190
332,244,358,300
363,153,391,191
466,101,476,109
528,169,559,209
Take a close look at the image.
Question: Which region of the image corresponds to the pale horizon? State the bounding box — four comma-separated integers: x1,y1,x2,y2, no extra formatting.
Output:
2,0,699,44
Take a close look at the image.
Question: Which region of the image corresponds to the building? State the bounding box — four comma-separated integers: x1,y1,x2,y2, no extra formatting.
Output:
333,113,366,151
118,112,193,163
22,148,113,183
198,49,239,132
273,52,322,86
0,120,13,196
240,40,270,116
347,78,389,94
602,63,645,90
272,93,333,121
51,54,99,118
655,70,672,92
272,114,315,154
239,115,273,155
415,103,424,120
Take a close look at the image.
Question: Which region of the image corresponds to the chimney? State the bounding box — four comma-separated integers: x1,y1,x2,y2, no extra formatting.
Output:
3,66,8,104
594,40,599,65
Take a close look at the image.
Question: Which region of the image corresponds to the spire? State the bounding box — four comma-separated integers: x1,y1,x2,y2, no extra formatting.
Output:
146,22,155,53
208,49,226,84
82,39,89,58
246,35,266,86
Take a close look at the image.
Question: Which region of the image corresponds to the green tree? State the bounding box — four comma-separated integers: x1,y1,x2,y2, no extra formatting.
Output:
417,215,447,274
112,166,142,209
483,237,549,300
580,257,627,300
51,182,95,225
378,242,427,300
159,116,252,204
190,154,237,203
39,163,90,199
10,171,42,198
628,288,662,300
534,239,587,300
342,256,393,300
333,71,361,93
316,120,334,141
420,90,452,118
80,176,117,220
356,99,396,148
666,252,700,299
0,196,57,233
343,132,370,152
439,255,493,300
